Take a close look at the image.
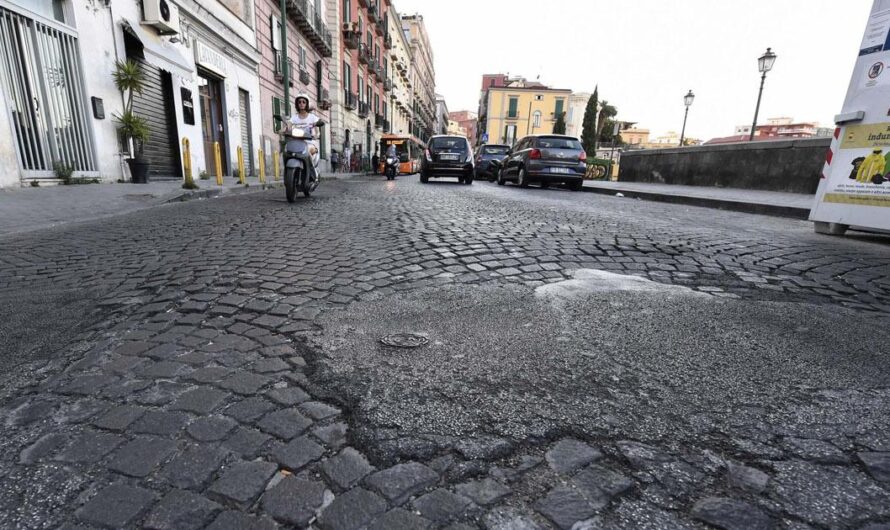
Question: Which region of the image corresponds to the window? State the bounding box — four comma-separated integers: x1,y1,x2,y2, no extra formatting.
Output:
366,86,371,105
343,62,352,92
554,98,564,118
533,111,541,128
272,96,283,131
504,124,517,145
357,16,363,34
270,15,281,50
343,0,351,23
374,94,379,113
299,46,306,69
535,137,583,149
534,94,543,101
507,97,518,118
357,76,363,99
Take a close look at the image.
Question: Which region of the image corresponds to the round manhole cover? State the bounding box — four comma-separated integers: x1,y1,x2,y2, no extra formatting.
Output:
380,333,429,349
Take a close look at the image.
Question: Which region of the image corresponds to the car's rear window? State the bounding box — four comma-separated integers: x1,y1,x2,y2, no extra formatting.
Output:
430,137,468,151
481,146,509,155
535,137,582,149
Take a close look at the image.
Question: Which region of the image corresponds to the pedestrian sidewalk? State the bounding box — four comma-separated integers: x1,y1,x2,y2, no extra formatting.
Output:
0,178,281,238
582,180,816,219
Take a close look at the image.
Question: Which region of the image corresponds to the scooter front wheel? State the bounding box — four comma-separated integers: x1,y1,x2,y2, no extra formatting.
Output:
284,168,296,203
300,169,312,197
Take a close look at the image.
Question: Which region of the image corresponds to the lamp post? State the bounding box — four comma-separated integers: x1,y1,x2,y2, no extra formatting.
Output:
679,89,694,147
749,47,777,141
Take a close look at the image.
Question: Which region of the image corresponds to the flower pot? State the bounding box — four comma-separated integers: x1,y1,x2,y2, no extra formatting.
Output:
126,158,150,183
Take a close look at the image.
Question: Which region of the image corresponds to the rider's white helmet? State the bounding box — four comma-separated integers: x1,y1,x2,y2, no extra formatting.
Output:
294,93,311,110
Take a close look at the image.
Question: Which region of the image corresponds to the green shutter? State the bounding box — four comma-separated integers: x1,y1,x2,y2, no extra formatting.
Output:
273,97,281,131
508,98,518,118
555,99,564,118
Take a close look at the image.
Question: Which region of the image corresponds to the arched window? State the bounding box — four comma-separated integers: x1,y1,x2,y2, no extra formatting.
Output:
533,111,542,128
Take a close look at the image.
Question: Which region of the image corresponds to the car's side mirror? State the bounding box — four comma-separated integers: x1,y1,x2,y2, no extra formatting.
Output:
399,153,409,163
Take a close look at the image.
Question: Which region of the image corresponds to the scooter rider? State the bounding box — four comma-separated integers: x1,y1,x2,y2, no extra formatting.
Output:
288,93,322,181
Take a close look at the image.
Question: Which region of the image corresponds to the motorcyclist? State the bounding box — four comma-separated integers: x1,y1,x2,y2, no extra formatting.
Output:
288,93,323,181
384,143,398,177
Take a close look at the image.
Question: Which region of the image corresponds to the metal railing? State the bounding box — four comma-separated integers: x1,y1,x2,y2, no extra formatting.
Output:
358,101,369,118
344,91,358,110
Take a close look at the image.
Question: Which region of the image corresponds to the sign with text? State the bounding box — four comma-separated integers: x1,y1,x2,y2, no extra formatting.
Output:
195,41,227,77
810,0,890,229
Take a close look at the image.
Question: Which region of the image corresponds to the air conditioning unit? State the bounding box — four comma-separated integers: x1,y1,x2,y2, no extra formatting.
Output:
143,0,181,35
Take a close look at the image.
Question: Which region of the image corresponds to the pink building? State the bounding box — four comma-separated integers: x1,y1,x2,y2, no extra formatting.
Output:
255,0,334,171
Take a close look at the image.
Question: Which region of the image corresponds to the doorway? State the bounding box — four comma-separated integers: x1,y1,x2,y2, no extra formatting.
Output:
237,89,252,177
198,71,227,176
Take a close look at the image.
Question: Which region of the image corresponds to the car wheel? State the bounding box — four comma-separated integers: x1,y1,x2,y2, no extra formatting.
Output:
517,167,529,188
496,169,506,186
420,172,429,183
541,182,550,189
568,180,583,191
465,173,474,185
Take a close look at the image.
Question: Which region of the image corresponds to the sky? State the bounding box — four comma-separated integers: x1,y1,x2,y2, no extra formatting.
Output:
392,0,872,141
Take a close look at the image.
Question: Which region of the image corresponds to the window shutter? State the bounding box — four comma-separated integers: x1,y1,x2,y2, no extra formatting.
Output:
271,15,281,50
272,97,281,130
554,99,564,118
508,98,518,118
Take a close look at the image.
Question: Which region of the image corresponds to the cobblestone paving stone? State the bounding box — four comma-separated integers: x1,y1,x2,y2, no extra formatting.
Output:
0,178,889,528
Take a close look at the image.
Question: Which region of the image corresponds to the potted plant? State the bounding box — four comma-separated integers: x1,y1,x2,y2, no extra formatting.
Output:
113,60,151,183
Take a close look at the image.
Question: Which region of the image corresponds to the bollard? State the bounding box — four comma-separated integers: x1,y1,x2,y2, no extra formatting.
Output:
214,142,223,185
181,138,193,181
237,146,245,184
273,150,280,181
258,149,266,184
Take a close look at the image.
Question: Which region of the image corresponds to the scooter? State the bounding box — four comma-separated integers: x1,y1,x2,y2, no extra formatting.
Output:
384,154,399,180
282,122,322,203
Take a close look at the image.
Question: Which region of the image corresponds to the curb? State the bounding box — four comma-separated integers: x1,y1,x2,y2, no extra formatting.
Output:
580,184,812,220
163,182,283,204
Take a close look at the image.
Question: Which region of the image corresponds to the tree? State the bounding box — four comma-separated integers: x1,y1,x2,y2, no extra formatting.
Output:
580,86,598,154
595,100,617,145
552,111,566,134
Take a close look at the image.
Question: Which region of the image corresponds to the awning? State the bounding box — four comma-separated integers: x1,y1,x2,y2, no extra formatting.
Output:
120,18,193,79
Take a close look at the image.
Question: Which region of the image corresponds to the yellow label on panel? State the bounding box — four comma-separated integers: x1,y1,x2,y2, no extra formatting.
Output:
823,192,890,207
840,122,890,149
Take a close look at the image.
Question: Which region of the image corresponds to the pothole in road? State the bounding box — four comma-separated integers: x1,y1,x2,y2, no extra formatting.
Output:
535,268,705,299
379,332,430,349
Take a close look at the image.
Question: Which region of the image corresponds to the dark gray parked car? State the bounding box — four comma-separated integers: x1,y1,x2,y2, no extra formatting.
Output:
496,135,586,191
474,144,510,181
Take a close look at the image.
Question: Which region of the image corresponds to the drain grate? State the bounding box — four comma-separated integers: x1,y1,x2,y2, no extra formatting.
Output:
380,333,430,349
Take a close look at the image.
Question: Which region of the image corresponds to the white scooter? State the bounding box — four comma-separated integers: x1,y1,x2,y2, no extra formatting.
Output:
282,122,322,202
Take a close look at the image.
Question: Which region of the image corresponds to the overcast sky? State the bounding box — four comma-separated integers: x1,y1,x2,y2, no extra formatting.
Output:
393,0,872,141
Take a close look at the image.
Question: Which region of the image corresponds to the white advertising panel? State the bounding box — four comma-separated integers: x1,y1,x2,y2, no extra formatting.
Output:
810,0,890,232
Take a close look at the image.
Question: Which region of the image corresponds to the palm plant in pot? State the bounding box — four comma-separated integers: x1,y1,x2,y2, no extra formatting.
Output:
113,60,151,183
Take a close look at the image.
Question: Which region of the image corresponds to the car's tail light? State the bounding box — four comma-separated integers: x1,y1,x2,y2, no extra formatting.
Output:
424,149,431,161
579,150,587,162
529,148,542,160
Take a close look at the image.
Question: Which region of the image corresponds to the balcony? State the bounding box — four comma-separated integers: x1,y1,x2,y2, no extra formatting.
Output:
368,3,380,24
384,78,392,92
344,91,357,110
273,50,285,79
375,113,385,129
383,119,390,132
358,44,371,65
358,101,369,118
287,0,333,57
299,68,310,85
384,33,393,49
342,23,360,49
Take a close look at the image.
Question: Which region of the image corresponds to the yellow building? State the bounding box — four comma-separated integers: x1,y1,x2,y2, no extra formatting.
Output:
481,86,572,146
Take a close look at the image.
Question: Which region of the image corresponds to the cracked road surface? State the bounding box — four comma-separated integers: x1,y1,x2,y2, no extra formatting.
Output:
1,177,889,529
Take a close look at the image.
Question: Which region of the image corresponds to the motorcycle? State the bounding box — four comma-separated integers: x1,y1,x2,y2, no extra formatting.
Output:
384,154,399,180
282,122,322,203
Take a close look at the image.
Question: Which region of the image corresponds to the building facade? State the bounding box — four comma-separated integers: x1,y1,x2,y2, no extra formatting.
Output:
478,76,571,146
402,14,434,146
434,94,448,135
565,92,590,139
448,110,476,144
386,4,413,139
734,117,829,139
0,0,263,187
327,0,392,170
255,0,333,174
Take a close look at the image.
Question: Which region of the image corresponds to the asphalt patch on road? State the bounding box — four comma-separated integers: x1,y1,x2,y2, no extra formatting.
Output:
310,270,890,463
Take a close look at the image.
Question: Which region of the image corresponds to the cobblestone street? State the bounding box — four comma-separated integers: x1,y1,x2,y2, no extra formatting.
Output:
1,177,889,529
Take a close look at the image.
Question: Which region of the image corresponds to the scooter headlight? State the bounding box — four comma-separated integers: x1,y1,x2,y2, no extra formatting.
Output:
290,128,305,138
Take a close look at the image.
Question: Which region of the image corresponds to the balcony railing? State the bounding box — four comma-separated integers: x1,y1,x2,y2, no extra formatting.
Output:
319,88,332,110
383,119,390,132
384,78,392,92
375,113,384,129
384,33,393,49
274,50,285,79
342,23,360,49
344,91,357,110
368,3,380,24
287,0,333,57
358,44,371,65
358,101,369,118
299,68,310,85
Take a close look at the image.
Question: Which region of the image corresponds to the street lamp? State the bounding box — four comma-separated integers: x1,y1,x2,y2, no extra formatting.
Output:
749,47,777,141
679,89,694,147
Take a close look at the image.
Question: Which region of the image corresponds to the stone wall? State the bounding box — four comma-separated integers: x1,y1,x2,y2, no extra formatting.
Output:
618,138,832,194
